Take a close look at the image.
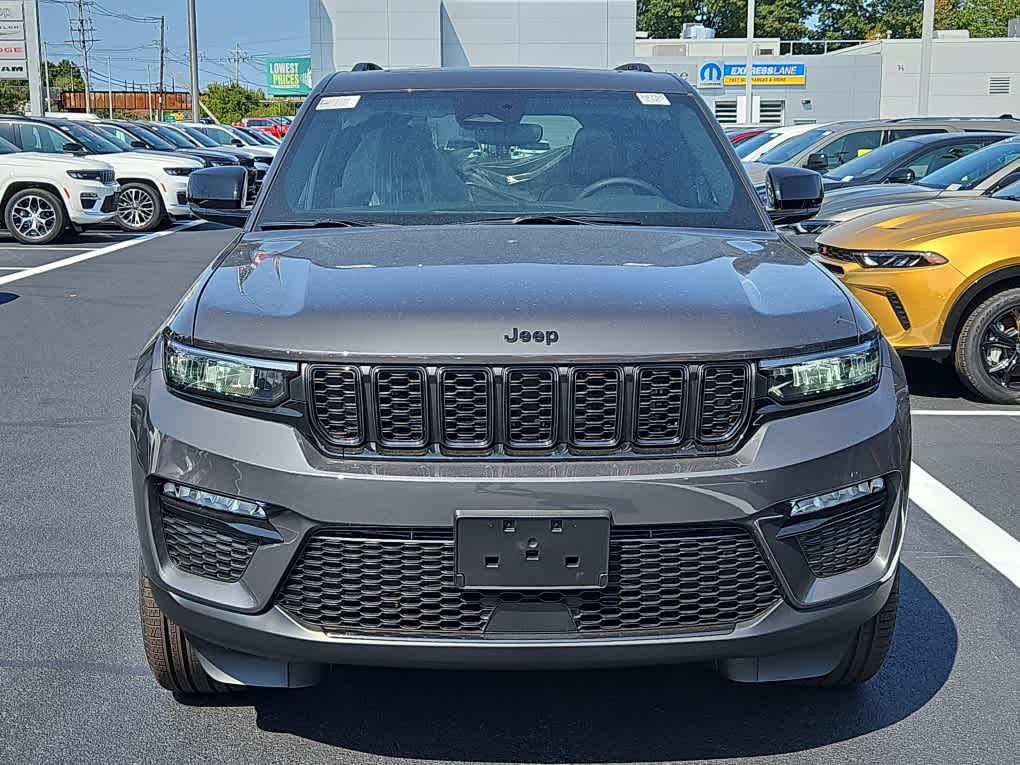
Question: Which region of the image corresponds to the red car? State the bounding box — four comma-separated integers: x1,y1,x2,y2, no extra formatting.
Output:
234,117,288,139
725,127,766,146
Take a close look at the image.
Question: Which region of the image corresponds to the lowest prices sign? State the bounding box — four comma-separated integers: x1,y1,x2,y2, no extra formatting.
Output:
265,56,312,97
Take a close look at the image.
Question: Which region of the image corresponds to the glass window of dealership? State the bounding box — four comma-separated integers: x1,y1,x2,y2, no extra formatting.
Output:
308,0,1020,123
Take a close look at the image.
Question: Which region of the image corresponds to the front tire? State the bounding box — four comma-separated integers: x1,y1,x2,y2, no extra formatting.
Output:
799,570,899,687
4,188,66,245
116,182,165,232
954,288,1020,404
139,566,238,695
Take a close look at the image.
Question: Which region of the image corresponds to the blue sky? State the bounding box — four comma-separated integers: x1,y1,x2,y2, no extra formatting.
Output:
39,0,309,91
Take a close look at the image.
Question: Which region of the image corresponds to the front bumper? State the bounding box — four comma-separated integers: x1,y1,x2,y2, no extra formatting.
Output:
132,342,911,676
66,182,118,225
158,177,192,217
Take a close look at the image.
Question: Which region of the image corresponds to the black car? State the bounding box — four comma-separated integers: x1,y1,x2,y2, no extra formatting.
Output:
132,65,909,696
821,131,1008,191
91,120,241,167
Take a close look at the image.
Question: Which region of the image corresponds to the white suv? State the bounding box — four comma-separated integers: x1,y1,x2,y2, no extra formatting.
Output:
0,135,117,245
0,117,202,232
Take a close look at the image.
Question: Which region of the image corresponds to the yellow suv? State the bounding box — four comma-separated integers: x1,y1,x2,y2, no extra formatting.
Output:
815,178,1020,403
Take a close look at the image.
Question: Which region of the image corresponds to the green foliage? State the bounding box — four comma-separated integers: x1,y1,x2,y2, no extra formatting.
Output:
46,59,85,91
938,0,1020,37
0,81,26,113
202,82,266,124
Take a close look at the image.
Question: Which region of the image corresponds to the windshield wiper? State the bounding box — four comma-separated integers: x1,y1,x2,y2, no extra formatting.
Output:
258,218,382,230
466,214,642,226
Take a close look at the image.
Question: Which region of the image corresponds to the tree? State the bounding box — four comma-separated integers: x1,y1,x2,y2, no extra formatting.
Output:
202,82,265,124
638,0,817,40
950,0,1020,37
46,59,85,91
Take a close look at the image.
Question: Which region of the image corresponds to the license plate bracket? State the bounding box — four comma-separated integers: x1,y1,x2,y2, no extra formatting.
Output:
455,511,610,590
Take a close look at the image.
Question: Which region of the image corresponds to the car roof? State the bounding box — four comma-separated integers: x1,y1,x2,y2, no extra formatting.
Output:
321,66,690,95
897,130,1013,145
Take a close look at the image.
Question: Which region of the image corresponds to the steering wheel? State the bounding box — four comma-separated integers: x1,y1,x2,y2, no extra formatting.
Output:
578,176,662,199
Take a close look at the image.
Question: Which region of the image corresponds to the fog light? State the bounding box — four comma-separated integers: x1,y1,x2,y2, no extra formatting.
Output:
162,482,266,520
791,477,885,517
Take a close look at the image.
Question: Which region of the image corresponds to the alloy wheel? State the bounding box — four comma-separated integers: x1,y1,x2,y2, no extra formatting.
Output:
10,194,58,241
118,187,156,228
980,307,1020,391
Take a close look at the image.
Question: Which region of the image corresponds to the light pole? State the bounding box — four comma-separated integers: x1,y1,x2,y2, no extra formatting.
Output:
187,0,200,121
918,0,935,116
744,0,755,125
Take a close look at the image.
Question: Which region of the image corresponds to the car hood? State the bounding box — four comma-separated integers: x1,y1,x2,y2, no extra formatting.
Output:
94,151,202,170
188,226,860,359
816,183,947,221
818,197,1020,249
4,152,113,171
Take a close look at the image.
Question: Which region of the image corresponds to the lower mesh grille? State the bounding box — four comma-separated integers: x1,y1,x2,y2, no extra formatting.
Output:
798,503,886,578
160,504,258,583
276,526,781,638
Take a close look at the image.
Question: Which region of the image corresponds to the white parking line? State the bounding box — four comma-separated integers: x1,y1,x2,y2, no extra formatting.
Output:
0,245,93,251
0,266,24,270
913,410,1020,416
0,221,203,287
910,462,1020,588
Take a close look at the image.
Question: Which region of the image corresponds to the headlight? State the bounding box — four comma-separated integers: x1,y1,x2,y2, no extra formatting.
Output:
164,167,196,176
66,170,105,181
164,340,297,405
761,339,880,403
791,219,837,234
817,244,947,268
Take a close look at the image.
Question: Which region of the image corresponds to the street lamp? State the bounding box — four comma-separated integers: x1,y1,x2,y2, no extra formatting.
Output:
744,0,755,125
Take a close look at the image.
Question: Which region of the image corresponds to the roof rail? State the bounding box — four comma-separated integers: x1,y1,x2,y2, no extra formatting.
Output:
615,62,652,72
887,115,1017,122
351,62,383,72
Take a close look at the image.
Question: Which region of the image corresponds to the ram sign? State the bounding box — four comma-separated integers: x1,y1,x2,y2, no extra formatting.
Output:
265,56,312,97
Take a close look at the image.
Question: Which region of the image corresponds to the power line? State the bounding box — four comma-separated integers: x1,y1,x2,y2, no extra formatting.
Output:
66,0,95,111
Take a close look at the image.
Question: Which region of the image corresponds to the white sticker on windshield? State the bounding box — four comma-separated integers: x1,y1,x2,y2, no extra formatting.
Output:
636,92,670,106
317,95,361,111
946,183,962,191
841,176,854,182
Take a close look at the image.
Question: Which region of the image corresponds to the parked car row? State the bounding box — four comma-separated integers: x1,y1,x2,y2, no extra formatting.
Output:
0,115,278,245
736,117,1020,403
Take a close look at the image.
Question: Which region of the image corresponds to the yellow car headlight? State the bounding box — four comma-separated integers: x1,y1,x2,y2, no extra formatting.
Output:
819,245,947,268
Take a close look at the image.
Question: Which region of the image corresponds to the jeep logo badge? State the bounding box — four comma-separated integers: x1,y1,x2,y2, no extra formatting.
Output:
504,327,559,345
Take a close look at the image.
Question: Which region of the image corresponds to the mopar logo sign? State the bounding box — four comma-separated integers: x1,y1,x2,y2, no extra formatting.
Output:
698,62,723,89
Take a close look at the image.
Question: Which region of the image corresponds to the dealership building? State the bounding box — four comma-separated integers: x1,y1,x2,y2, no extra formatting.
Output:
308,0,1020,124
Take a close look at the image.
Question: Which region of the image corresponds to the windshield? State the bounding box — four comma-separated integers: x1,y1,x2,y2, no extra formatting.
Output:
199,125,241,145
992,178,1020,201
59,122,124,153
182,126,220,147
255,88,762,230
148,124,194,147
91,125,134,151
127,124,175,150
757,128,833,164
734,129,782,159
244,128,278,145
825,139,918,181
919,140,1020,189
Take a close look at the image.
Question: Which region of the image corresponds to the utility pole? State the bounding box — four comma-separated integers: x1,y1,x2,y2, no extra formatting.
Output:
187,0,200,121
146,63,153,120
43,41,51,113
157,15,165,120
68,0,95,113
107,56,112,118
918,0,935,116
743,0,755,125
229,42,248,85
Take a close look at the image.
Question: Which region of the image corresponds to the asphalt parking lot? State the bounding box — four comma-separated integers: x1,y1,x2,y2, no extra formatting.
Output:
0,224,1017,765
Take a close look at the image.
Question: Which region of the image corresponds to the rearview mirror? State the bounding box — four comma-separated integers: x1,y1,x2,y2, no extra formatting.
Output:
804,153,828,173
187,166,250,227
886,167,916,184
61,142,84,154
231,138,244,147
765,166,823,226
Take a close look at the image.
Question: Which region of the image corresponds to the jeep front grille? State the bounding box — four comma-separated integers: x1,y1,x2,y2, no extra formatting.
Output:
308,363,753,456
276,524,781,638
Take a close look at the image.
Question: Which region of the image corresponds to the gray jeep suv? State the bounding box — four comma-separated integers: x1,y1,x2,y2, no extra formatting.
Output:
131,66,910,695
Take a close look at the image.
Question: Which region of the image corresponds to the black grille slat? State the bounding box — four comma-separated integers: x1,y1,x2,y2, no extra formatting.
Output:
571,367,622,446
698,364,750,443
440,369,492,447
276,526,781,638
798,504,886,577
375,368,427,447
506,368,556,447
160,508,258,583
635,367,686,445
309,366,362,445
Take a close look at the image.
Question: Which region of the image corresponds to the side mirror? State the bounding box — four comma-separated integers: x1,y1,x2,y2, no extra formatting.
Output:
804,152,828,173
765,166,824,225
187,166,250,227
886,167,916,184
61,142,84,154
231,138,244,147
130,140,147,149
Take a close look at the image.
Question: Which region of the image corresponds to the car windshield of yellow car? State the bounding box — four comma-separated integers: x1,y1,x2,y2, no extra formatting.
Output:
991,178,1020,201
918,140,1020,190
